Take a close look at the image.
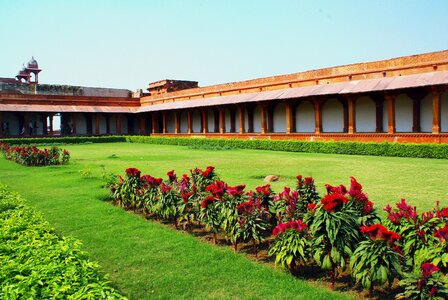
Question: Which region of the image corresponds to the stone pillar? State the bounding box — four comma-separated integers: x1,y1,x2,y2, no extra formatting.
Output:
285,102,293,134
162,112,167,134
201,109,208,134
116,114,122,135
95,114,101,135
341,99,349,133
219,108,226,134
385,94,396,134
23,113,29,136
187,110,193,134
174,111,180,134
313,99,322,134
347,96,356,134
260,104,267,134
151,113,158,134
238,105,245,134
48,114,53,135
72,114,77,135
432,87,442,134
139,115,146,135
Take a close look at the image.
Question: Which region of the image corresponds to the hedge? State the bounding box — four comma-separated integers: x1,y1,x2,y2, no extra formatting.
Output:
126,136,448,159
0,184,127,299
2,135,448,159
0,135,126,146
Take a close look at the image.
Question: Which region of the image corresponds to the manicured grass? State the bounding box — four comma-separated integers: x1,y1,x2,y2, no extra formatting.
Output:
1,142,448,299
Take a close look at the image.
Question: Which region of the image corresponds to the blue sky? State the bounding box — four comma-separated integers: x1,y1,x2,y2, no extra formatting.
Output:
1,0,447,91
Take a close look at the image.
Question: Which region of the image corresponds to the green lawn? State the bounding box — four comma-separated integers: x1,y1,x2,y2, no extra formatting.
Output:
1,142,448,299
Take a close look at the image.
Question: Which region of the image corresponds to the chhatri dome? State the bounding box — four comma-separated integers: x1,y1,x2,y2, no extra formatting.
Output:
27,56,39,69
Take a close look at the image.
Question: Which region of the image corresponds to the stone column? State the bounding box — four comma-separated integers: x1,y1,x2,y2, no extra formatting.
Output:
385,94,396,134
174,111,180,134
151,113,158,134
139,115,146,135
105,115,111,134
432,87,442,134
162,112,167,134
219,108,226,134
313,99,322,134
48,114,54,135
347,96,356,134
95,114,100,135
187,110,193,134
285,102,293,134
260,104,267,134
238,105,245,134
116,114,122,135
412,98,421,133
201,109,208,134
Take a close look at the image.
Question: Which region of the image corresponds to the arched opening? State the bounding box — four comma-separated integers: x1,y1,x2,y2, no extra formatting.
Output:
179,111,188,133
322,98,343,132
166,111,175,133
295,100,314,132
192,109,201,133
272,102,286,133
395,94,413,132
420,93,433,133
441,92,448,132
356,96,376,132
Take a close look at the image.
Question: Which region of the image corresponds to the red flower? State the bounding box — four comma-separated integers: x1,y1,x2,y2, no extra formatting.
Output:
160,182,172,194
429,286,438,297
141,175,163,188
125,168,141,178
201,166,215,178
434,223,448,242
236,200,254,214
227,184,246,196
321,193,348,212
363,200,374,215
256,184,271,196
205,180,227,198
421,262,440,278
361,224,401,245
307,203,317,211
325,184,347,195
272,220,308,236
167,170,176,182
201,196,216,209
438,207,448,218
181,192,193,203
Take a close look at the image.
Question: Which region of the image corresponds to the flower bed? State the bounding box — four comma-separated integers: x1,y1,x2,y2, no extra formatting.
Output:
0,142,70,166
110,166,448,297
0,184,126,299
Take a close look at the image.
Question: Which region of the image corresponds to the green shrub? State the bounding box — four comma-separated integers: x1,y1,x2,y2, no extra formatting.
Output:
125,136,448,159
0,184,127,299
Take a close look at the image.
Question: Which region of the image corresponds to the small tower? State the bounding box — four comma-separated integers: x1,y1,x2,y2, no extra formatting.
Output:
16,65,28,83
24,56,41,84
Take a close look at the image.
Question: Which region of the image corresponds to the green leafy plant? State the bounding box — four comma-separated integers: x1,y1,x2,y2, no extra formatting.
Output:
397,262,448,299
268,219,311,274
350,224,402,296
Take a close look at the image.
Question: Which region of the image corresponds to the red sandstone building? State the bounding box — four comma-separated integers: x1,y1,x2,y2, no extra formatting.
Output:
1,50,448,143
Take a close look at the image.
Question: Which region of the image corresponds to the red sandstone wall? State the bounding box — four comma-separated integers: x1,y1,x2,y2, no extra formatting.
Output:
141,50,448,106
